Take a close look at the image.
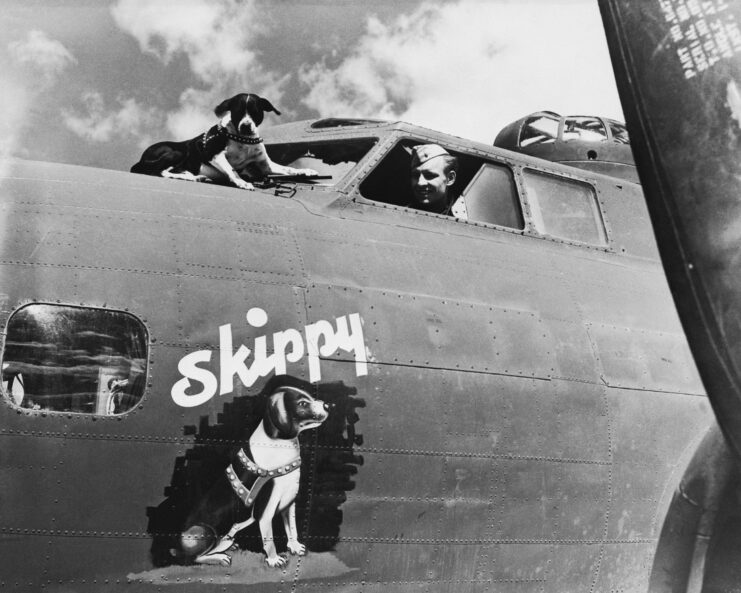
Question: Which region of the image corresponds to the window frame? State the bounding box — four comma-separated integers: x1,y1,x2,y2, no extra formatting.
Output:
1,302,150,418
518,167,611,247
349,133,614,250
352,135,528,234
457,161,525,230
264,136,380,189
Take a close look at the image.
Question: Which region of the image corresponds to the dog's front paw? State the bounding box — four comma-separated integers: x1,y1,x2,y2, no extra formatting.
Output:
233,179,255,190
265,553,288,568
297,168,319,177
194,175,213,183
287,541,306,556
195,552,232,566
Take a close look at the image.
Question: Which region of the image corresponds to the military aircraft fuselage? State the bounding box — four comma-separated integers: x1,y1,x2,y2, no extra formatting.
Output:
0,119,718,592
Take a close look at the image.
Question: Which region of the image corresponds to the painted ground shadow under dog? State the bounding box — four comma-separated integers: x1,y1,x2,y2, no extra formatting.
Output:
146,375,365,567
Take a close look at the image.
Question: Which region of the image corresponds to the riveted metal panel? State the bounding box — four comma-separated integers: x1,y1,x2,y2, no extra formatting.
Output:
607,388,713,541
0,431,69,532
557,261,678,334
296,216,575,320
0,202,78,266
73,210,175,273
72,269,178,340
361,580,431,593
357,542,458,590
26,536,151,588
547,380,611,462
51,437,179,533
306,284,554,379
4,267,79,308
489,458,608,543
590,323,705,394
546,543,604,592
591,542,656,593
478,543,554,582
547,318,601,383
323,361,612,584
174,218,305,287
171,277,303,347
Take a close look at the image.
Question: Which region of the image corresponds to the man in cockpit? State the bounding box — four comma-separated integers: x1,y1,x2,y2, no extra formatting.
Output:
408,144,467,219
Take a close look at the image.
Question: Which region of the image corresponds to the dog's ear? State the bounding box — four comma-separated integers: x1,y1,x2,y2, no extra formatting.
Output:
264,390,297,439
214,97,233,117
258,97,281,116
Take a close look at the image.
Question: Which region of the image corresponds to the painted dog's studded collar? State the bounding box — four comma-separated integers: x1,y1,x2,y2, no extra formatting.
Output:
225,447,301,507
217,125,263,145
236,447,301,478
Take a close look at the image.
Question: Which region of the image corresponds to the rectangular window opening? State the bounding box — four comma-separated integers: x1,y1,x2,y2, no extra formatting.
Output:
265,138,378,186
1,304,148,415
523,169,607,246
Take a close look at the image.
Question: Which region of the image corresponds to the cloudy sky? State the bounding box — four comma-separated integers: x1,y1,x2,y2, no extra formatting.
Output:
2,0,623,172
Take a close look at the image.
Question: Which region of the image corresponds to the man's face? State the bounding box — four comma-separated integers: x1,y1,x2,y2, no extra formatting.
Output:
410,157,454,211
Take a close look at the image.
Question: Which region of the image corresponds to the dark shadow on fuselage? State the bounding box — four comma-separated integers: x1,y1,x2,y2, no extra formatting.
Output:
146,375,364,566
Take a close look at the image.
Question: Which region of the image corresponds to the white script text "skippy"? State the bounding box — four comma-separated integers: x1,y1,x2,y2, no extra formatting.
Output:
171,308,368,407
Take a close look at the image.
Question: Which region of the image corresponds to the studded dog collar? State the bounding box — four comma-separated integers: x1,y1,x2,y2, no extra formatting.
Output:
225,447,301,507
217,125,263,145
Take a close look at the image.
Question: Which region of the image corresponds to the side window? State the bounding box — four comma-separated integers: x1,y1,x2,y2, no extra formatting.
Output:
459,163,524,229
359,140,428,207
608,120,630,144
563,117,608,142
265,138,377,186
1,304,148,415
519,113,560,147
359,139,522,228
522,169,607,246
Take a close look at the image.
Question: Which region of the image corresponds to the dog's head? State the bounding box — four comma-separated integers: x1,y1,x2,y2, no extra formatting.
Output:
264,385,329,439
214,93,281,137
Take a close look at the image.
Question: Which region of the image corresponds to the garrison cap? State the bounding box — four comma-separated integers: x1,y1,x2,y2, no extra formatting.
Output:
411,144,450,167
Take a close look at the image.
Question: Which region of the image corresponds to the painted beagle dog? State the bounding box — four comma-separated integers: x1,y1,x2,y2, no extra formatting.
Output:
130,93,317,190
175,385,329,567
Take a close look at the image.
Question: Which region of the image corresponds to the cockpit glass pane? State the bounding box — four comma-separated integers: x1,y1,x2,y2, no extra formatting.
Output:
519,115,560,147
265,138,377,186
523,170,607,246
461,164,524,229
563,117,608,142
608,120,630,144
1,304,148,415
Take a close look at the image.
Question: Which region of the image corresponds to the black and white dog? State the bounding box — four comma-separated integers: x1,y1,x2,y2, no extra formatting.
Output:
174,385,329,567
131,93,316,190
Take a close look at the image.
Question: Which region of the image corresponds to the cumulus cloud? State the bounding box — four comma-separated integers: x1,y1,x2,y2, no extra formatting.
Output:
8,29,77,86
299,0,624,143
63,92,161,146
0,78,30,166
111,0,286,138
3,30,75,165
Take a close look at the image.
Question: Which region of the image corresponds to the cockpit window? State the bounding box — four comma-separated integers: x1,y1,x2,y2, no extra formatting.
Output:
523,169,607,246
265,138,377,186
359,139,524,229
607,120,630,144
562,117,609,143
459,163,524,229
1,304,148,415
519,114,560,147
